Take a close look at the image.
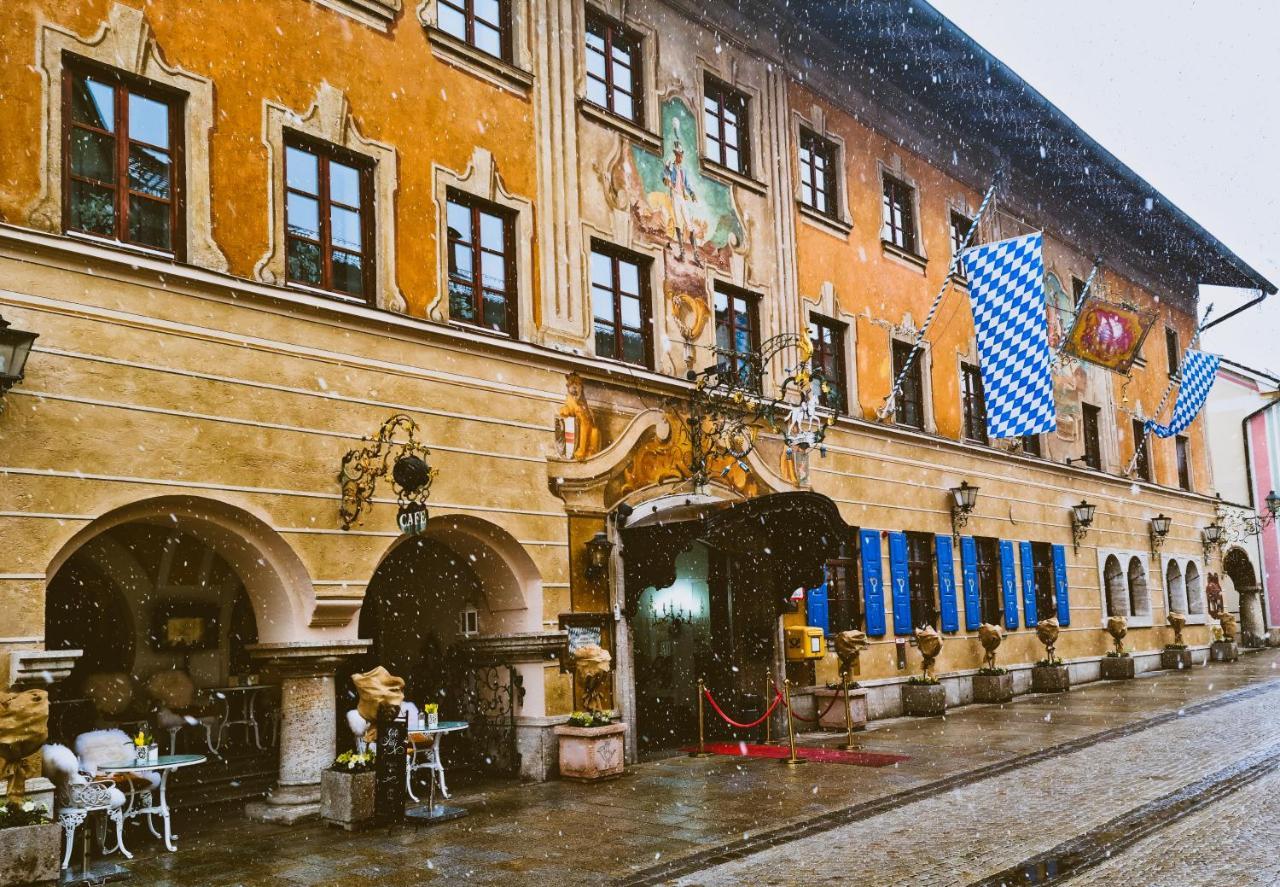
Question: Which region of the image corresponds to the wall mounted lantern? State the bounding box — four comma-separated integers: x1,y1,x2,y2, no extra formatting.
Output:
1202,522,1225,561
0,313,38,413
1149,513,1172,559
1071,500,1096,554
1240,490,1280,536
950,481,979,543
584,531,614,580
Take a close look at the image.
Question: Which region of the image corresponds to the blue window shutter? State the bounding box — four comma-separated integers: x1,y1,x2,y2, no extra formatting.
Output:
1052,544,1071,627
999,540,1019,630
960,536,981,630
888,532,912,635
1019,541,1037,627
860,529,886,637
936,535,959,633
806,576,830,635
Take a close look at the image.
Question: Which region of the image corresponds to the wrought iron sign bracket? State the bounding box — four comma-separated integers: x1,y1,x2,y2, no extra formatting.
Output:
338,414,437,532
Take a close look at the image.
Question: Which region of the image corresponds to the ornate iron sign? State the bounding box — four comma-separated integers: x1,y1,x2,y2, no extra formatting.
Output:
338,414,437,532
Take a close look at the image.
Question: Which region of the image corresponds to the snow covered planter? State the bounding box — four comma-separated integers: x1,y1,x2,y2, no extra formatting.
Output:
555,712,625,781
0,802,60,886
320,752,375,830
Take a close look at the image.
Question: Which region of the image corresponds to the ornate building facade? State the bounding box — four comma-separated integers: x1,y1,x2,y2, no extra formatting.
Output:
0,0,1271,815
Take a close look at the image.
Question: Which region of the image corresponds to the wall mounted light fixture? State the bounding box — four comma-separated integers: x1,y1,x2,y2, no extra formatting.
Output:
1071,500,1096,555
1149,513,1171,560
1202,522,1225,562
0,313,38,414
950,481,979,543
584,531,614,580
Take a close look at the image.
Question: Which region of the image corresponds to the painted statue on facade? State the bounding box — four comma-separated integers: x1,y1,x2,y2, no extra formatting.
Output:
557,373,602,461
612,96,746,342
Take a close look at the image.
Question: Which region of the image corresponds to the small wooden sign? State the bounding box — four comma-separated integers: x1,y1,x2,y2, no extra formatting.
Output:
374,711,408,824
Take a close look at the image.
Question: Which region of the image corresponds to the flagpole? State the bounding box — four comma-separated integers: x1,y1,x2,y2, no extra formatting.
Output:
878,174,1001,422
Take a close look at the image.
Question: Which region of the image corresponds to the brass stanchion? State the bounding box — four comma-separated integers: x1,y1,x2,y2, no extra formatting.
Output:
782,678,805,767
689,677,712,758
841,671,858,752
763,669,773,745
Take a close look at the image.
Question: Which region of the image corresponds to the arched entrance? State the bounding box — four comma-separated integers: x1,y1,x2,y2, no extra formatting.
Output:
1223,547,1264,643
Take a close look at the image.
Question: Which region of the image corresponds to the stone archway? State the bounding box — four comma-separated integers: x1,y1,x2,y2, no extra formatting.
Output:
1223,547,1264,643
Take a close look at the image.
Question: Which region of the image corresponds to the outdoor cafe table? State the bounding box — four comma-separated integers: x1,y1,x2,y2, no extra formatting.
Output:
98,754,206,852
405,721,468,825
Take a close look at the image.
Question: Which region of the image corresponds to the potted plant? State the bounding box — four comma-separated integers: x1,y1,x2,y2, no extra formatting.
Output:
1161,611,1194,670
1031,618,1070,692
814,630,869,733
555,645,625,781
902,627,947,716
0,687,60,886
320,750,376,830
1101,615,1135,680
973,623,1013,703
1211,612,1240,662
423,703,439,730
131,726,158,764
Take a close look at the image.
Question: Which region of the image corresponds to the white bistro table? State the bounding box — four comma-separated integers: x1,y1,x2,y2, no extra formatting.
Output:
98,754,206,852
404,721,468,825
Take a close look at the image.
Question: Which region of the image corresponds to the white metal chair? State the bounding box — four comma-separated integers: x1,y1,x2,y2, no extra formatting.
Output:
345,702,446,803
42,743,129,870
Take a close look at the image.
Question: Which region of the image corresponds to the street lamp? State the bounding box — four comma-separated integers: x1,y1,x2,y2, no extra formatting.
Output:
584,531,614,580
1071,500,1096,555
1202,522,1225,561
0,313,38,413
1149,513,1171,560
950,481,979,543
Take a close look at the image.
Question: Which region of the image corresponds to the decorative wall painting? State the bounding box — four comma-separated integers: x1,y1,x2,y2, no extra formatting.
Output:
1063,294,1156,374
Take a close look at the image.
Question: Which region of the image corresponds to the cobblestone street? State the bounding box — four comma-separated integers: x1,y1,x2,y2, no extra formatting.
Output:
95,649,1280,886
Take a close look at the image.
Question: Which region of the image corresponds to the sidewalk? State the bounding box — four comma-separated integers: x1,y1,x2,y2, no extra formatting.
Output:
121,649,1280,887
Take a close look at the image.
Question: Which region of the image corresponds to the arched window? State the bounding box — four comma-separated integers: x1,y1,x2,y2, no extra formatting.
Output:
1127,557,1150,617
1186,561,1204,615
1104,555,1128,617
1166,560,1187,615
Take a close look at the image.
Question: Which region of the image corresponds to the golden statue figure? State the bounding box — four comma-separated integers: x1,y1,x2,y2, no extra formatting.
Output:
978,623,1004,671
1036,617,1061,661
914,626,943,681
558,373,601,461
1106,615,1128,656
1167,611,1188,647
1219,611,1238,641
573,643,613,713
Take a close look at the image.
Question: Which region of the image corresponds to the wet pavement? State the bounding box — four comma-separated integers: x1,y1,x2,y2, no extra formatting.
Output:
100,650,1280,886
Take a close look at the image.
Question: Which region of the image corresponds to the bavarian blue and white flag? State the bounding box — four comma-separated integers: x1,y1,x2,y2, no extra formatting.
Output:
1146,350,1219,438
961,232,1056,438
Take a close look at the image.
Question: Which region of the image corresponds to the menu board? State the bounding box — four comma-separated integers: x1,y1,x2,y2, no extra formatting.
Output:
374,711,408,823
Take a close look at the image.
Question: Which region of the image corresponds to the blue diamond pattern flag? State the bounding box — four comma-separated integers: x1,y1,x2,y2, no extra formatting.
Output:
1146,349,1219,438
961,232,1056,438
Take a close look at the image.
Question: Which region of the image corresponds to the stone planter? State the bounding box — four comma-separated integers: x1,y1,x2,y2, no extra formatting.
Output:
0,822,61,886
320,769,376,831
972,672,1014,704
555,722,626,781
902,682,947,717
1162,648,1194,671
1210,640,1240,662
1100,655,1136,680
814,687,868,731
1031,664,1070,693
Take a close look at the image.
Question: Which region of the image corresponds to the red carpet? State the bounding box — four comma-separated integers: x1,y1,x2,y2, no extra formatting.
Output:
684,742,908,767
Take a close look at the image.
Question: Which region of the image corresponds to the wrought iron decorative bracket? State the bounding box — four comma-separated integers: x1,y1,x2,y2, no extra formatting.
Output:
338,414,437,531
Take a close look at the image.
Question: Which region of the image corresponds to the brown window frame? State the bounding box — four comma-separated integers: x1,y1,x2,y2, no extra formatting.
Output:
961,361,987,443
1031,541,1056,618
283,132,376,302
584,10,644,124
1081,402,1102,470
1176,435,1192,491
437,0,513,62
62,55,186,258
892,339,925,429
713,282,761,392
446,189,519,337
798,128,838,219
975,536,1003,625
826,537,863,634
808,315,847,414
1132,418,1152,482
702,77,750,176
1021,434,1043,457
590,240,652,368
1165,326,1181,378
906,531,938,630
882,174,918,254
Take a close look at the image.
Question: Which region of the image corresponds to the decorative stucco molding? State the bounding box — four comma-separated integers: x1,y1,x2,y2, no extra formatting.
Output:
28,2,228,272
254,83,406,314
308,0,402,31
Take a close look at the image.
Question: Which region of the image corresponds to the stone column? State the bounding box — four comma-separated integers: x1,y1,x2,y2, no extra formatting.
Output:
1240,587,1267,646
245,640,368,825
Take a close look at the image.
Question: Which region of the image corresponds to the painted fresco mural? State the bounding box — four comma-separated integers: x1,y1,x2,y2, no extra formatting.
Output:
1047,272,1085,442
611,96,746,342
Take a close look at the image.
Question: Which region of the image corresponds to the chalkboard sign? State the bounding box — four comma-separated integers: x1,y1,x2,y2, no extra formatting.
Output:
374,710,408,824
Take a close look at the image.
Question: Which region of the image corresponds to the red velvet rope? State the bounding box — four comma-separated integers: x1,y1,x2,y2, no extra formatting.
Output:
775,683,843,723
702,688,783,729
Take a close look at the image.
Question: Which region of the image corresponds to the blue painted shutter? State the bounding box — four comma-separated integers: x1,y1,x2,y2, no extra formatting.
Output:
960,536,981,630
999,540,1019,630
1052,544,1071,627
806,577,830,635
936,535,959,633
860,529,886,637
1019,541,1038,627
888,531,912,635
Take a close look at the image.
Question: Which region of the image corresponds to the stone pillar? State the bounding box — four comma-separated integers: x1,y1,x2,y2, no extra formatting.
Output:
1240,587,1267,646
245,640,368,825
